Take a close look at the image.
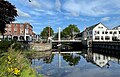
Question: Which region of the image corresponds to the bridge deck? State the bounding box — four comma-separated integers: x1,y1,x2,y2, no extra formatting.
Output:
52,40,81,42
52,51,82,54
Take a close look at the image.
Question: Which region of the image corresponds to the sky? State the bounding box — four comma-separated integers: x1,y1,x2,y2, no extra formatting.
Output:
8,0,120,34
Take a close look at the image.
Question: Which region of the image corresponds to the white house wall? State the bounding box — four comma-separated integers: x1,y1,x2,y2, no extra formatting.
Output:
83,23,120,42
93,23,108,41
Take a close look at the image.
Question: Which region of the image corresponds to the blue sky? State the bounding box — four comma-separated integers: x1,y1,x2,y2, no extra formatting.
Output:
8,0,120,34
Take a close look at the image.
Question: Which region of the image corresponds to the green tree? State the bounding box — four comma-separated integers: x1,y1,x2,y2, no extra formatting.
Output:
0,0,18,38
40,26,54,39
61,24,80,39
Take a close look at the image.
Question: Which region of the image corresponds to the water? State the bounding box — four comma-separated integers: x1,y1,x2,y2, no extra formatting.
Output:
31,48,120,77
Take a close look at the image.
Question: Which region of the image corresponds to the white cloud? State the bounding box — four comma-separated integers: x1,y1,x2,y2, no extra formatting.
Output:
45,11,57,16
63,0,120,16
29,10,41,16
28,0,41,8
28,0,54,10
55,0,61,12
101,17,111,22
63,0,81,16
17,9,31,17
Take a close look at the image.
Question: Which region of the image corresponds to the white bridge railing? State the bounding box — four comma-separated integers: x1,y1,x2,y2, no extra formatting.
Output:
52,40,81,42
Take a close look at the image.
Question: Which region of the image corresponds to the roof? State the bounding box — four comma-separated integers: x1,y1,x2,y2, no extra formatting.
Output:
86,23,100,31
86,22,108,31
113,25,120,29
7,23,33,28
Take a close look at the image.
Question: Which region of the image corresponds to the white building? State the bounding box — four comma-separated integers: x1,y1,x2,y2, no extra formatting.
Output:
83,22,120,41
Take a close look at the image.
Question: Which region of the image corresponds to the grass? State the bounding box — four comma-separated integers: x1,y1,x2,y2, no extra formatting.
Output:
0,49,42,77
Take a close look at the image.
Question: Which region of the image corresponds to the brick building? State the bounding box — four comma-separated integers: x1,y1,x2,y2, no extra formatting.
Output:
3,23,35,41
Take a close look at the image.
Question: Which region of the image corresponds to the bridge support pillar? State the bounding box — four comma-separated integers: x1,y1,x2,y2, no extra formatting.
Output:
58,27,61,41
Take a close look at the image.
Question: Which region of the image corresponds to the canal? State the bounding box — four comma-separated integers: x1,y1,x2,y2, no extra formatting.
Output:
31,48,120,77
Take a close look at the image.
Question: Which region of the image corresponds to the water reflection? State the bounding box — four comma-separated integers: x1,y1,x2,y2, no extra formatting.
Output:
31,49,120,77
83,48,120,68
30,49,120,67
61,53,81,66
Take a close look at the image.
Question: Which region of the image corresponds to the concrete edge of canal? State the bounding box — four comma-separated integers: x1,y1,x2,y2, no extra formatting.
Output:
30,43,52,52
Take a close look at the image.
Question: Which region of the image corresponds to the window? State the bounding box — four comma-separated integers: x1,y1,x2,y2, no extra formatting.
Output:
101,36,103,40
102,31,104,34
20,30,23,34
114,31,117,34
87,36,89,39
89,31,92,35
98,26,103,29
105,36,110,40
95,36,99,40
105,31,108,34
97,31,99,34
119,31,120,34
90,36,92,39
109,31,112,34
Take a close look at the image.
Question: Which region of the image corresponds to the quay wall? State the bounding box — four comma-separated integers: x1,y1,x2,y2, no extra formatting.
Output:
31,43,52,51
82,40,87,48
92,41,120,50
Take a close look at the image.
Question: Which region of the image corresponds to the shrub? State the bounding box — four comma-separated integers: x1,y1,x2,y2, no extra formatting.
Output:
12,42,22,51
12,42,30,51
0,40,13,51
0,50,40,77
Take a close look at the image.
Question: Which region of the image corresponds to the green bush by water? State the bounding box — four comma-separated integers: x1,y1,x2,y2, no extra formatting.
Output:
0,49,42,77
0,40,13,51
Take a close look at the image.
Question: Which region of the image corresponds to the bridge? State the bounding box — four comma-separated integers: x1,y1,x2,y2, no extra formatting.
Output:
49,27,81,43
52,40,81,42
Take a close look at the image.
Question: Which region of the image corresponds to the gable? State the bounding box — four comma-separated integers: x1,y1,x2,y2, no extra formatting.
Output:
93,23,108,30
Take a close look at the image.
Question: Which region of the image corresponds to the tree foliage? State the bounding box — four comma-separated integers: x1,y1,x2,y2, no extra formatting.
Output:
0,0,18,35
40,26,54,39
61,24,80,39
